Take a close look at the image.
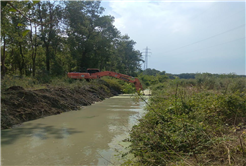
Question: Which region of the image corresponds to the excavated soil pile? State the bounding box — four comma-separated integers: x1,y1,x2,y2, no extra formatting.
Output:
1,81,119,129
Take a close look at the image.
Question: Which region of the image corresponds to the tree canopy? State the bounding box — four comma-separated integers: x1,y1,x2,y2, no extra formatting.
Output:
1,1,143,78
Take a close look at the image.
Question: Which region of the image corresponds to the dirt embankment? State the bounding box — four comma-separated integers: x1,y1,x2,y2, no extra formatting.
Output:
1,81,120,129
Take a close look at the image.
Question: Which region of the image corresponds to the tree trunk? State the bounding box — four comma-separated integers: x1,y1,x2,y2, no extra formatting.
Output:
46,45,50,72
1,35,6,78
32,25,37,77
32,57,36,76
18,43,25,76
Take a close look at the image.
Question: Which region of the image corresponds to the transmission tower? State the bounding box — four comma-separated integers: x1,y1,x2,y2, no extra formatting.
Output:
143,47,151,70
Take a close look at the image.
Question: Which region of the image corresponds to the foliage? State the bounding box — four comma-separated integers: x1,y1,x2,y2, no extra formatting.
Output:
127,75,246,165
138,73,168,88
101,76,144,94
1,1,143,78
0,74,89,91
137,68,169,89
141,68,166,76
167,72,246,80
1,74,142,95
101,77,123,93
122,82,136,94
1,76,44,90
50,77,89,88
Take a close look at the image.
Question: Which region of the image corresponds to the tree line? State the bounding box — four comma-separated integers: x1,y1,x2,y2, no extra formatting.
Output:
141,68,246,79
1,1,144,78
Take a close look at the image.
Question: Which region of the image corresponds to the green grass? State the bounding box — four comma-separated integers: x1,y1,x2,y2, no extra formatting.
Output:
1,75,91,90
126,76,246,165
1,75,125,93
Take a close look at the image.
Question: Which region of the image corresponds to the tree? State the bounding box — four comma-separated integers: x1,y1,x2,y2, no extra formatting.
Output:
112,35,143,75
37,1,63,73
1,3,11,77
1,0,143,78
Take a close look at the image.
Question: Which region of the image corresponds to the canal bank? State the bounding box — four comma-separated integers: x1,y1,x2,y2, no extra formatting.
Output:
1,94,148,165
1,80,119,129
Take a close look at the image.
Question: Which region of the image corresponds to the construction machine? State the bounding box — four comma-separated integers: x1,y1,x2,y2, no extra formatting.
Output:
67,68,143,92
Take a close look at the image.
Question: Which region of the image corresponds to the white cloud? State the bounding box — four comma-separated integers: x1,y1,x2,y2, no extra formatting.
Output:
101,1,245,75
108,2,214,34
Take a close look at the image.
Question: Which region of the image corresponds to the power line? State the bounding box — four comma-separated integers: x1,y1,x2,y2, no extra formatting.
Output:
169,37,245,56
161,4,244,51
163,24,245,54
204,8,245,31
161,3,217,42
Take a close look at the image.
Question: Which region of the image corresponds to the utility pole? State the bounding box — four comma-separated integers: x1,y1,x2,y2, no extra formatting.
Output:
143,47,151,70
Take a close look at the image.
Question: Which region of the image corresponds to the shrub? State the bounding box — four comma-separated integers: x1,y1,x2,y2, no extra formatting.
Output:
122,82,136,94
127,77,246,165
101,77,123,93
1,76,39,90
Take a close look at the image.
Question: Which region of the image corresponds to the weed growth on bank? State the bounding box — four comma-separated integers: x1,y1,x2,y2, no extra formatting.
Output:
126,76,246,165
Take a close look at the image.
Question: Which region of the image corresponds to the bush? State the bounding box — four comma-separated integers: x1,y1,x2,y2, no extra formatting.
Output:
122,82,136,94
1,76,39,90
127,77,246,165
101,77,123,93
138,74,165,88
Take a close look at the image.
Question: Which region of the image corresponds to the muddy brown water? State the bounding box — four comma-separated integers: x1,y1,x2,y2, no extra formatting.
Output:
1,94,148,165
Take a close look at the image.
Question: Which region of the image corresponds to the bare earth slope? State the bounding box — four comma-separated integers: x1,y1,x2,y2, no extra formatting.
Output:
1,81,119,129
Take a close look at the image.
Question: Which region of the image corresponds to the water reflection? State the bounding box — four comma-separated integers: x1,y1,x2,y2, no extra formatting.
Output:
1,123,83,146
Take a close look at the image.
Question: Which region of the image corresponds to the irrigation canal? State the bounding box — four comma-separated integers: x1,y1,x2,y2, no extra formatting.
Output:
1,94,149,165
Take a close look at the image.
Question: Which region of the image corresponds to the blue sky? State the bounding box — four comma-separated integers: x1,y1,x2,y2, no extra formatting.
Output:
100,1,245,75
